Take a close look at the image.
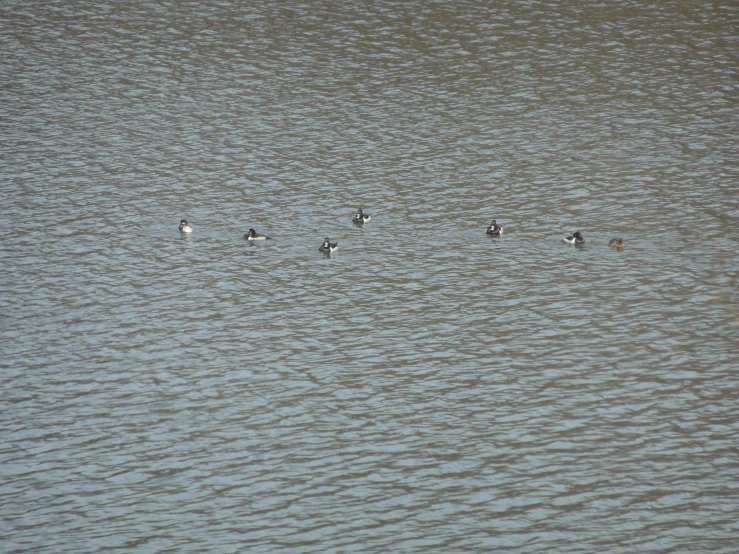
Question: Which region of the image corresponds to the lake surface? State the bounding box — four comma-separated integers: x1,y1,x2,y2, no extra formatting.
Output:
1,1,737,552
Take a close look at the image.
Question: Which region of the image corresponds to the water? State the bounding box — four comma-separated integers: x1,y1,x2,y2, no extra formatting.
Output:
1,1,737,552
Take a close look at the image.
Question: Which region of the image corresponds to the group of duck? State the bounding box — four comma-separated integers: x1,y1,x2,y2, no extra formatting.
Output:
178,210,626,252
486,220,625,248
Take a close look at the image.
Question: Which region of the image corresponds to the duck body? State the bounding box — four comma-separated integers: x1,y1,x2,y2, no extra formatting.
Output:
352,209,372,223
609,238,625,248
179,219,193,233
244,228,271,240
486,219,503,237
563,231,585,244
319,237,338,252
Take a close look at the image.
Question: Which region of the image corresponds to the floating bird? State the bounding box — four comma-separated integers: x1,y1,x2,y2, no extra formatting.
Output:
179,219,193,233
353,208,372,223
608,238,625,249
563,231,585,244
319,237,338,252
486,219,503,237
244,228,271,240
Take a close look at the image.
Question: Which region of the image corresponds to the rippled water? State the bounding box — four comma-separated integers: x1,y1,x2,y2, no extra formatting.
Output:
2,1,737,552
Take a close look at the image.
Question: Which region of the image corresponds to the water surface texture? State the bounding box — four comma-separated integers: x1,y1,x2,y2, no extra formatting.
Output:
2,1,737,552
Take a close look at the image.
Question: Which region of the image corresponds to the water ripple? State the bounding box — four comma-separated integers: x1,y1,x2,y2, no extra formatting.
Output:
2,0,738,553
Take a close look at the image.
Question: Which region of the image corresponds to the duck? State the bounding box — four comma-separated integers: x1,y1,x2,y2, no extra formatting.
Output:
485,219,503,237
563,231,585,244
608,238,625,249
179,219,193,233
243,228,271,240
352,209,372,223
319,237,338,253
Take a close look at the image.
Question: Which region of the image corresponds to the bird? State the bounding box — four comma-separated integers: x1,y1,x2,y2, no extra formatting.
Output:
486,219,504,237
352,208,372,223
608,238,625,249
563,231,585,244
179,219,193,233
243,228,271,240
319,237,338,252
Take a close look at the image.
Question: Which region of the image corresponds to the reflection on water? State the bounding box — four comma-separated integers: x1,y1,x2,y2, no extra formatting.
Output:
1,0,737,552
